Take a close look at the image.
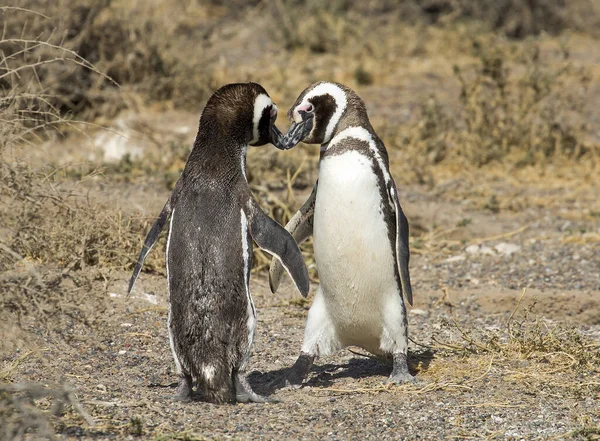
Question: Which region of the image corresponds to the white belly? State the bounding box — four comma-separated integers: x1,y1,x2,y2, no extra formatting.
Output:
313,150,399,351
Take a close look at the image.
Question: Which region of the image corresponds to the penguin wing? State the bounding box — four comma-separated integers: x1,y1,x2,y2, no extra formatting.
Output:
268,183,317,294
388,179,413,306
127,179,182,293
127,200,171,293
246,198,310,298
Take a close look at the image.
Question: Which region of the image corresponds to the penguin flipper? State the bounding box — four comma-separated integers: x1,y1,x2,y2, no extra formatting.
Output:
388,179,413,306
268,183,317,294
246,199,310,298
127,199,172,294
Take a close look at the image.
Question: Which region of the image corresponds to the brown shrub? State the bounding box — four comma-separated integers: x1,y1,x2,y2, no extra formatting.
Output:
400,38,597,168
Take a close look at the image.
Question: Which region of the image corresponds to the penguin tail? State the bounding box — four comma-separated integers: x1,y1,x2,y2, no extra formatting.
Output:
196,368,235,404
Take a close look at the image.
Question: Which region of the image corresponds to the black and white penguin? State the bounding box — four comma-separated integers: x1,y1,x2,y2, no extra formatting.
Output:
270,81,415,386
128,83,310,404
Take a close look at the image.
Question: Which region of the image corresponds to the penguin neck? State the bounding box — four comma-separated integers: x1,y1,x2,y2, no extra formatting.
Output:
188,131,248,181
325,106,374,144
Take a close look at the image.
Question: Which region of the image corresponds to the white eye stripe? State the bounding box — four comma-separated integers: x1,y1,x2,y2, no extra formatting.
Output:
251,94,273,144
296,83,347,143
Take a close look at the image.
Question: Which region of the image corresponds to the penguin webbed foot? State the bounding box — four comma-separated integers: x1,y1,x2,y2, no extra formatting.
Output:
386,371,417,385
169,374,193,402
385,352,417,384
235,373,280,404
270,352,314,391
269,374,303,391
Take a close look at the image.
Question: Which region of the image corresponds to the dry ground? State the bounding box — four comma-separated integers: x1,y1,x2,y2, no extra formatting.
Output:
1,162,599,440
1,1,600,440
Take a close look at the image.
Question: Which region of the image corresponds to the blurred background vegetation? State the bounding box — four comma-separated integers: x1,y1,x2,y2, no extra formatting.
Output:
2,3,600,438
1,0,599,295
2,0,599,153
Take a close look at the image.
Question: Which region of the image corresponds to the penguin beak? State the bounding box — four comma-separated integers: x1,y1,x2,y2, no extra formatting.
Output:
271,115,314,151
283,116,313,146
270,124,291,150
282,106,315,146
269,105,291,151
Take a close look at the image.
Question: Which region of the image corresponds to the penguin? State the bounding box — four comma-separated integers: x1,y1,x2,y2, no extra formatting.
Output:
269,81,415,386
128,83,310,404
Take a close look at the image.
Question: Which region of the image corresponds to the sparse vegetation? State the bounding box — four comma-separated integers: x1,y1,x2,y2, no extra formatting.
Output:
1,1,599,439
400,37,597,169
431,291,600,386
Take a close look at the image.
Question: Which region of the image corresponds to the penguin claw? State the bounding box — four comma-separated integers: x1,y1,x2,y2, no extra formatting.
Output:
386,352,417,384
170,393,193,403
269,375,303,391
235,373,279,404
166,375,193,402
385,372,418,385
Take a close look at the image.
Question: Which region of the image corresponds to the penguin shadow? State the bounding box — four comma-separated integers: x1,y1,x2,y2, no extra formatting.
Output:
249,349,435,395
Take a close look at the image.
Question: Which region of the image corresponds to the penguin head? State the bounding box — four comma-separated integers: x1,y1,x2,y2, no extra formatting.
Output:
285,82,352,145
200,83,284,148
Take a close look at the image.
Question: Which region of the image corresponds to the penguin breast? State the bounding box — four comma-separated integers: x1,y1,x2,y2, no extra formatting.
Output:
314,150,398,308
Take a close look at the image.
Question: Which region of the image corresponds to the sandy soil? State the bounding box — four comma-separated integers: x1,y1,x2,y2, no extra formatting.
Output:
2,154,599,440
2,3,600,439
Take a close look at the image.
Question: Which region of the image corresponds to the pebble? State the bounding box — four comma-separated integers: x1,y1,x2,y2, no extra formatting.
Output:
465,244,496,256
443,255,466,263
494,242,521,256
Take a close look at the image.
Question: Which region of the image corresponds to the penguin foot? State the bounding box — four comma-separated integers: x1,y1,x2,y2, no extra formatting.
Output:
170,374,193,402
269,374,302,391
385,371,417,384
386,352,417,384
235,373,280,404
270,352,314,391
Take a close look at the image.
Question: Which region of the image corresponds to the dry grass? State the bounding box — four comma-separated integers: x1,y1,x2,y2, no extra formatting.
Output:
420,289,600,399
1,3,599,438
397,36,598,172
1,382,95,440
0,6,163,358
1,1,227,120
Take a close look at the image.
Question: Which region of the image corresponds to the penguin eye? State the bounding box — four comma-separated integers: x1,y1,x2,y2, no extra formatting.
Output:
305,104,314,113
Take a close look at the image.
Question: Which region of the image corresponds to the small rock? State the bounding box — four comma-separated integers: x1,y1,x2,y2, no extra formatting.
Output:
465,244,495,256
96,384,107,393
140,293,158,305
465,244,480,255
495,242,521,256
120,323,134,327
443,255,466,263
480,246,495,255
410,309,428,316
118,350,127,355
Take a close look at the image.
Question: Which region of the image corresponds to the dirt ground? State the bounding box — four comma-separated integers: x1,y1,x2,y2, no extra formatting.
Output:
2,2,600,439
2,155,599,440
